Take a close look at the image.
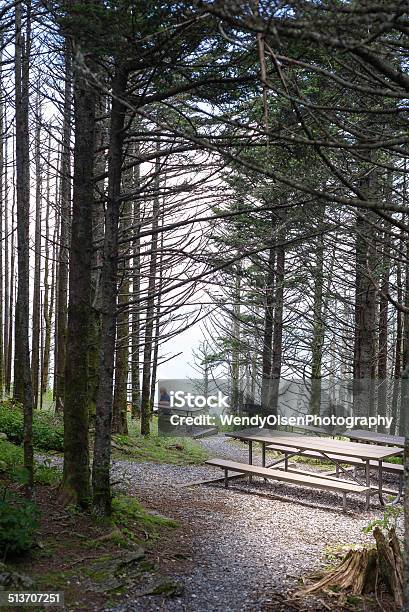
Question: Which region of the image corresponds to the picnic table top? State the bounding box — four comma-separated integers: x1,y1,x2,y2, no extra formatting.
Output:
225,429,403,460
344,429,405,448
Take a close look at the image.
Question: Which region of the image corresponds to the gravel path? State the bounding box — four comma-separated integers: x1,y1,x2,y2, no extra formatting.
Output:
110,435,402,611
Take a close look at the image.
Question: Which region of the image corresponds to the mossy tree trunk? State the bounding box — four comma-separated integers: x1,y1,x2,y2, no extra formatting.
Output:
92,65,128,515
62,45,96,508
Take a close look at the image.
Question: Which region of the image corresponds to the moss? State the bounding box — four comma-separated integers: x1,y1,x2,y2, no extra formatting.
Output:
111,417,208,465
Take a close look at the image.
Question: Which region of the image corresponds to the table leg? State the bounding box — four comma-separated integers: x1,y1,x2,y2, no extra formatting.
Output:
248,440,253,483
365,460,370,510
378,460,384,506
262,442,267,481
224,468,229,488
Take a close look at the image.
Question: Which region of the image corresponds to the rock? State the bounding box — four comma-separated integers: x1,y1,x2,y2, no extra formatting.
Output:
0,563,34,590
0,433,8,440
88,548,145,593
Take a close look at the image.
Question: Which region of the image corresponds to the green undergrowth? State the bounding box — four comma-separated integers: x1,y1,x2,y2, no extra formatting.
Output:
0,400,63,451
112,417,208,465
0,438,61,485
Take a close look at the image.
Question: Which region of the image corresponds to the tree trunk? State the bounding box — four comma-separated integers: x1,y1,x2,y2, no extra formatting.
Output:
260,220,275,414
3,113,9,396
112,196,131,435
61,46,96,508
377,219,390,432
231,270,241,412
41,134,53,400
131,162,141,417
149,207,165,406
270,239,285,417
14,0,34,492
89,94,106,425
353,203,377,420
92,66,128,515
140,144,160,436
31,101,42,409
309,208,325,416
55,44,72,413
0,52,4,396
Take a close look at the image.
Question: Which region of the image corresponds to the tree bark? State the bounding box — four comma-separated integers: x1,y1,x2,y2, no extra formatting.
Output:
62,45,96,507
55,45,72,413
41,133,53,400
14,0,34,491
309,208,325,416
377,219,390,432
140,144,160,436
0,50,4,396
131,160,141,417
270,239,285,417
31,101,42,409
92,66,128,515
353,201,377,420
260,219,275,415
112,194,131,435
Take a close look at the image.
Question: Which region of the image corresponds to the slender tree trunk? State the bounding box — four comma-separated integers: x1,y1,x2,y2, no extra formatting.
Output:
0,53,4,396
14,0,34,491
377,219,390,432
140,145,160,436
62,46,96,507
32,102,42,409
400,241,409,437
41,134,52,399
92,66,128,515
270,239,285,417
231,270,241,412
3,113,9,395
55,45,72,413
310,208,325,416
112,196,131,435
5,201,14,396
353,202,377,420
131,162,141,417
89,95,106,425
150,215,165,404
392,229,404,435
260,219,275,414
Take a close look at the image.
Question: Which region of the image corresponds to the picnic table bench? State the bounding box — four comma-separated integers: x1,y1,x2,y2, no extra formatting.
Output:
205,458,369,512
265,442,404,499
218,430,403,510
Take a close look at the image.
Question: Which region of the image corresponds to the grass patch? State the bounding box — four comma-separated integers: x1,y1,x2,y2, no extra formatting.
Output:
111,417,208,465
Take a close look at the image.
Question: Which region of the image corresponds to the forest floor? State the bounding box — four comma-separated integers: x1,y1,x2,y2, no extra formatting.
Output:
2,433,402,612
108,435,401,612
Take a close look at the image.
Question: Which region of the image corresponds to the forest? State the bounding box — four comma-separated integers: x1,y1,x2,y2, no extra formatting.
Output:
0,1,408,610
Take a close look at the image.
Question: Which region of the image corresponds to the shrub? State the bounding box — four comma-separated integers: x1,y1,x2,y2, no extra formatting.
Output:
0,402,63,451
0,493,39,558
0,439,24,473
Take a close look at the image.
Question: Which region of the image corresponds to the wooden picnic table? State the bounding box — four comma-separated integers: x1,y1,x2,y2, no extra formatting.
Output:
344,429,405,448
225,429,403,509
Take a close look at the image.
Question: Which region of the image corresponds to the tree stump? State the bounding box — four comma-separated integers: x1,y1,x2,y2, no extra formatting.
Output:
299,527,403,606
